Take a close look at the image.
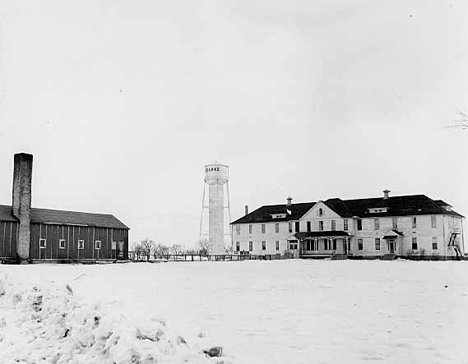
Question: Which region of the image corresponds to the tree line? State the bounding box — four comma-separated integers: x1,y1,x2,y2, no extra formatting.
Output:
130,238,217,261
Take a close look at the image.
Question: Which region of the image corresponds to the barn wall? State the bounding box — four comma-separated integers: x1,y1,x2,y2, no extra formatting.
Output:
30,223,129,260
0,221,19,258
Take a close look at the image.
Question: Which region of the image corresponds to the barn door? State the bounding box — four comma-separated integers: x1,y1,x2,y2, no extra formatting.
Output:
117,241,124,259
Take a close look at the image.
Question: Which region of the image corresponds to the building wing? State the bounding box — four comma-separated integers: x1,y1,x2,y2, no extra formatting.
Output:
231,194,464,224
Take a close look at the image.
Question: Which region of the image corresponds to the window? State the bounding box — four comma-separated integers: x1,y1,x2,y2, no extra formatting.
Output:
236,241,240,251
275,223,279,233
369,208,388,213
375,238,380,250
59,239,66,249
261,224,266,234
392,217,398,229
95,240,101,250
276,241,280,251
236,225,240,235
357,219,362,230
412,217,417,229
318,208,324,216
249,225,252,234
39,238,46,249
374,218,380,230
289,241,298,250
358,239,363,250
343,219,348,231
272,213,286,219
78,240,85,250
324,239,329,250
288,222,293,233
412,237,417,250
432,237,438,250
332,239,337,250
262,241,266,250
319,221,324,231
431,216,437,229
248,241,253,251
307,221,311,232
331,220,336,231
295,221,300,233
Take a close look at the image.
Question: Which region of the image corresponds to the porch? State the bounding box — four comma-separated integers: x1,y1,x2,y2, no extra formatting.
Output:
287,231,351,259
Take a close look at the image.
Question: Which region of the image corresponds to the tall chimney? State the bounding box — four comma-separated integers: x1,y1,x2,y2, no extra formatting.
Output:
245,205,249,215
383,189,390,200
12,153,33,261
287,196,292,207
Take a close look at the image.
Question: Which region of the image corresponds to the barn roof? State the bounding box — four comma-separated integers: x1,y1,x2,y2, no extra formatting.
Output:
0,204,129,229
231,194,463,224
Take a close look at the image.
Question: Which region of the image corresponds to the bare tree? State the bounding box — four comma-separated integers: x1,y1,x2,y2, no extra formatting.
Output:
224,245,234,255
131,242,144,261
198,238,209,256
444,111,468,130
153,243,170,259
140,238,155,261
170,244,184,255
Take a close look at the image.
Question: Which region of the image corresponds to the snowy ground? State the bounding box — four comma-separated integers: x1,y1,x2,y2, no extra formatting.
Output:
1,260,468,364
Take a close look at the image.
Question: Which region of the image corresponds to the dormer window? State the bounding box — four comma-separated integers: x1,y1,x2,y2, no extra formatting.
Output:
368,207,388,214
271,213,287,219
443,205,452,212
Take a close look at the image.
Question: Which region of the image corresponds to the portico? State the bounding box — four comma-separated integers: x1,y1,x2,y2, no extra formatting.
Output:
382,229,404,255
288,231,351,257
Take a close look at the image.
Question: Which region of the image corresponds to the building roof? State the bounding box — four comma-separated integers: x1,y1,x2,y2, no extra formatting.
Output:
231,194,464,224
231,202,316,224
0,204,129,229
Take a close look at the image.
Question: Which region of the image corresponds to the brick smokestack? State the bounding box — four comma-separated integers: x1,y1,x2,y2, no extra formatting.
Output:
245,205,249,215
12,153,33,261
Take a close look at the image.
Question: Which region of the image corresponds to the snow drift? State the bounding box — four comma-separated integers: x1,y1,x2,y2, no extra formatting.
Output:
0,271,230,364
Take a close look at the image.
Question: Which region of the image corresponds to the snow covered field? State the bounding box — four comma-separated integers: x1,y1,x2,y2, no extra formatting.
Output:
1,260,468,364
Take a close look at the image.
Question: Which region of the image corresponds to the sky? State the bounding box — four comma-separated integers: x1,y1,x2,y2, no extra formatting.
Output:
0,0,467,249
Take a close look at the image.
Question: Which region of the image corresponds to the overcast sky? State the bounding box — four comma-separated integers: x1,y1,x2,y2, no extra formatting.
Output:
0,0,467,248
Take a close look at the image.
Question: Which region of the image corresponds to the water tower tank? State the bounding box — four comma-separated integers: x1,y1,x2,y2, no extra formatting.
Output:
204,164,229,185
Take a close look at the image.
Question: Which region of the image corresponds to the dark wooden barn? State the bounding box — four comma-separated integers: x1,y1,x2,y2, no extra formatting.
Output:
0,153,129,263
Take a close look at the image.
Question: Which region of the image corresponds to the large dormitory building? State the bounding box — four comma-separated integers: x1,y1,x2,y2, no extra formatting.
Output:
0,153,129,263
231,190,465,259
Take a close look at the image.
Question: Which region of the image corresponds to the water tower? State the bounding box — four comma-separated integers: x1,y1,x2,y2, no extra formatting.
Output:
199,163,232,255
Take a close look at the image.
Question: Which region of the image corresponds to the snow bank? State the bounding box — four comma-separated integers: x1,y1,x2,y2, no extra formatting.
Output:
0,271,231,364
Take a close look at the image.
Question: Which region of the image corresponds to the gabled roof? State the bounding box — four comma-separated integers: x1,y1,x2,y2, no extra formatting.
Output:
231,194,464,224
0,204,129,229
231,202,316,224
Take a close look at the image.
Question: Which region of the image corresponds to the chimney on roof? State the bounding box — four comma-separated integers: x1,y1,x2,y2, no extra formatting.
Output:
383,189,390,200
12,153,33,261
287,196,292,208
245,205,249,215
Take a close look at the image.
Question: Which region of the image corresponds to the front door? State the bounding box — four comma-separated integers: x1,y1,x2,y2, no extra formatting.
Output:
388,239,395,254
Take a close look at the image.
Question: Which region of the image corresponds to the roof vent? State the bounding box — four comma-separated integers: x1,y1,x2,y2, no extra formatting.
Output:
383,189,390,200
